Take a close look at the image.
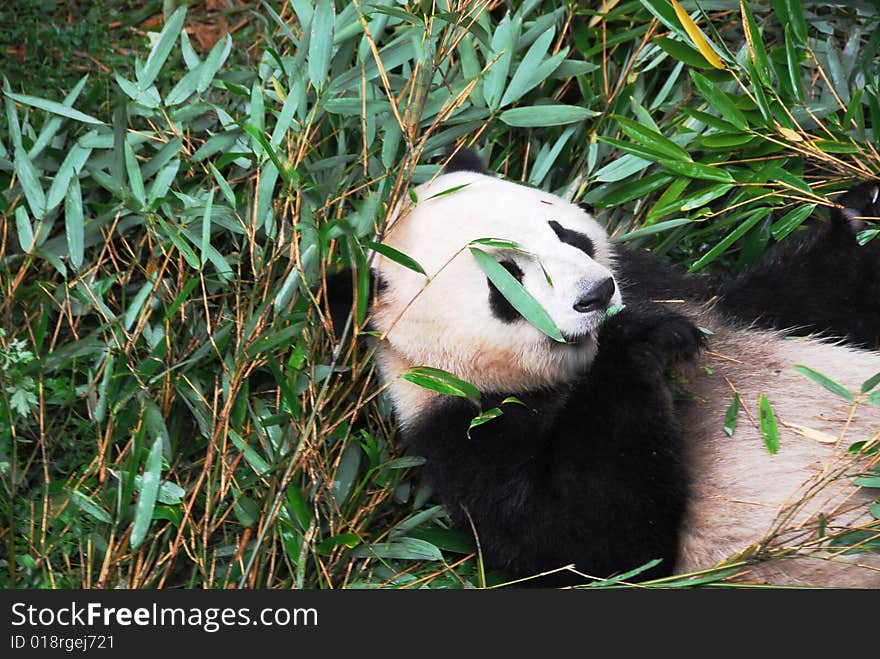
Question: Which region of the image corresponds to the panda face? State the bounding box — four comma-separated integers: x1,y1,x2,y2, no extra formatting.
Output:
371,170,621,394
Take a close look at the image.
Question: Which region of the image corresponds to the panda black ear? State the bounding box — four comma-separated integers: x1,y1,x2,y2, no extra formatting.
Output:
444,145,490,175
320,268,380,340
578,203,596,218
832,180,880,232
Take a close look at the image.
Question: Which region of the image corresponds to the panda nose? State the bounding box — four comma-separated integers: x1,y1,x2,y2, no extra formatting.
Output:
573,277,615,313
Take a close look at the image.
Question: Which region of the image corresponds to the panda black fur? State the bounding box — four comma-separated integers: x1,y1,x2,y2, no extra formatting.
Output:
346,152,880,586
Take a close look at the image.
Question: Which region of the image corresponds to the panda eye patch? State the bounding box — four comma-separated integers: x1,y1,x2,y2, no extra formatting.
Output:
549,220,595,258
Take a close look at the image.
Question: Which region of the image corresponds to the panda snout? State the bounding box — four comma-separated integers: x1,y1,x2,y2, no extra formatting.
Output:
573,277,616,313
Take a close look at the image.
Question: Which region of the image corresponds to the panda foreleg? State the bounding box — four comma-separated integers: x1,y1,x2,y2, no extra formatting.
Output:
715,182,880,347
405,304,702,585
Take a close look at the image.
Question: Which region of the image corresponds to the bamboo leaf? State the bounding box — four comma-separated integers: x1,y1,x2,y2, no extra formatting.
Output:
5,90,105,126
740,0,772,86
470,246,565,342
724,393,740,437
499,104,598,127
770,203,816,241
758,393,780,454
612,115,691,161
499,27,563,107
401,366,481,408
793,365,853,402
308,0,335,92
124,138,145,209
14,145,46,219
131,435,164,549
366,241,426,276
615,218,693,242
15,206,34,253
861,372,880,394
139,6,187,89
689,207,771,271
689,71,748,130
68,489,112,524
65,176,84,271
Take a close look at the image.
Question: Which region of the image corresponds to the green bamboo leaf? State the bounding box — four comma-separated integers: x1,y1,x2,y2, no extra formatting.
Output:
115,73,161,108
499,27,560,107
147,158,180,207
740,0,771,87
758,393,780,454
654,37,714,69
14,145,46,219
470,246,565,342
484,13,521,110
689,207,771,271
499,104,598,128
124,139,145,209
208,162,236,208
243,123,291,184
659,159,733,183
139,6,187,89
468,407,503,438
366,241,426,276
124,277,155,331
586,173,673,207
724,393,741,438
468,238,521,250
784,24,804,102
200,188,214,268
165,66,201,106
352,538,443,562
4,90,105,126
68,489,112,524
612,115,691,162
308,0,335,92
425,183,471,200
597,135,679,162
198,34,232,93
27,75,90,158
690,71,748,130
593,153,653,183
615,218,694,242
46,143,92,212
131,435,164,549
14,206,34,253
65,175,84,271
861,372,880,394
770,203,816,241
793,365,853,402
154,215,201,269
402,366,481,408
854,474,880,488
679,183,735,211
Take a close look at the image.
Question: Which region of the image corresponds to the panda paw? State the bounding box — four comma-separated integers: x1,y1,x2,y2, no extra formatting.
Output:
600,304,704,368
832,181,880,232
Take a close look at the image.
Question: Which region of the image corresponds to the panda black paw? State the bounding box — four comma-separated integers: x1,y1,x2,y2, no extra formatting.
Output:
832,181,880,232
600,304,704,368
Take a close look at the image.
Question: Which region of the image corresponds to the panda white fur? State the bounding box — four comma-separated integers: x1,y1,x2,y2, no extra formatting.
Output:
353,153,880,587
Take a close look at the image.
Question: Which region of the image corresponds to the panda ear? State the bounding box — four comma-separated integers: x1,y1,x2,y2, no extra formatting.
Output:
578,203,596,218
320,268,379,340
832,180,880,232
443,145,490,175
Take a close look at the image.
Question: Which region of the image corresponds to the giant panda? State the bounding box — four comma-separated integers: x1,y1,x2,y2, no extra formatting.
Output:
329,150,880,587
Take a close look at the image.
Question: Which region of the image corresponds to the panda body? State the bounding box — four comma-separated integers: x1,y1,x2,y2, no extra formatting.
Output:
365,162,880,586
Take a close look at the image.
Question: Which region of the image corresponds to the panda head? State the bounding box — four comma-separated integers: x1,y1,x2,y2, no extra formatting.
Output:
370,169,622,400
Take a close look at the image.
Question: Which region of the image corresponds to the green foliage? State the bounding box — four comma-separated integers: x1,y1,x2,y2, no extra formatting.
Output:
2,0,879,589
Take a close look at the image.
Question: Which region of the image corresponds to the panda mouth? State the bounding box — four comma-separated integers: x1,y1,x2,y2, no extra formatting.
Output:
560,329,597,345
